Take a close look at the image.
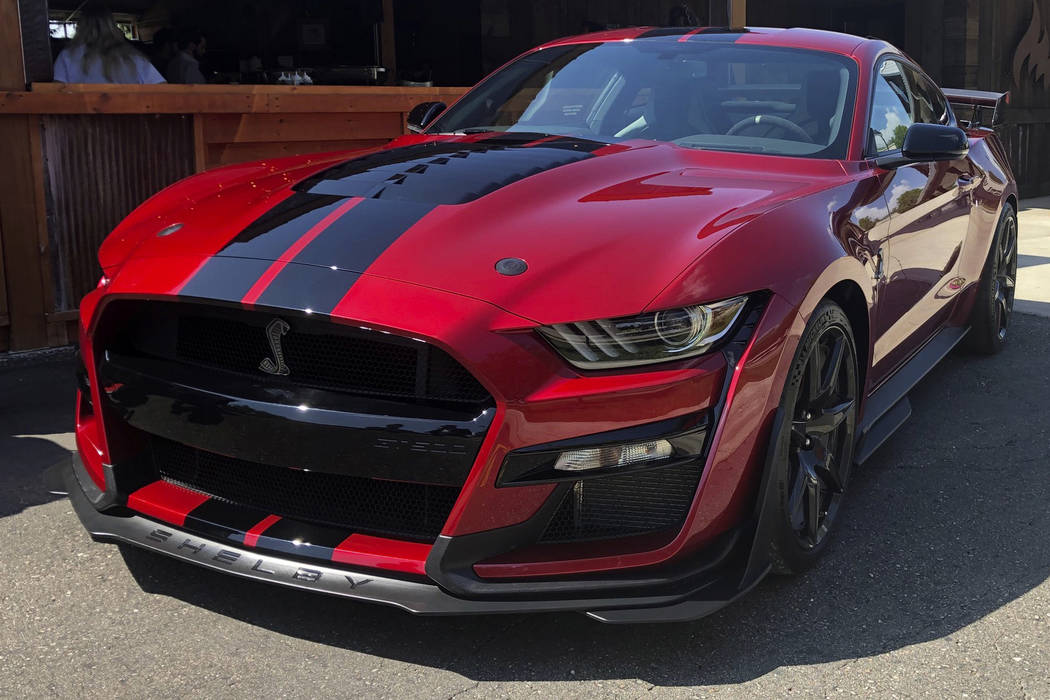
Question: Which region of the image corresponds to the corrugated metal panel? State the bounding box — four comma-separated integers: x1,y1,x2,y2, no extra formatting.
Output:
42,114,195,311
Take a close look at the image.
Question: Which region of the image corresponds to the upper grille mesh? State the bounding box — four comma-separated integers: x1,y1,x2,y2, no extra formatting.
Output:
173,313,489,404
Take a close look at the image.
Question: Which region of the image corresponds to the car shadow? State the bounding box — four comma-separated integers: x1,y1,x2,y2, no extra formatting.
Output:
0,361,76,518
116,311,1050,686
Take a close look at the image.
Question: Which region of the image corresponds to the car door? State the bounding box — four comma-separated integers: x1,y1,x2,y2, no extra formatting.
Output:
869,59,976,380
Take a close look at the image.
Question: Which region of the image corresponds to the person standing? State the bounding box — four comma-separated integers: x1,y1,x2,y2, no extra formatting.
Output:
53,2,165,84
148,27,177,76
166,27,207,84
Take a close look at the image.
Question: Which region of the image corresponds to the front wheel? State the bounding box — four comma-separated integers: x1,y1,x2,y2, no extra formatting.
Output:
767,300,859,575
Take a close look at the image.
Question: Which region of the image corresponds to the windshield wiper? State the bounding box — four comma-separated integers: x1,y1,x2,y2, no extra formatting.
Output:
453,127,509,134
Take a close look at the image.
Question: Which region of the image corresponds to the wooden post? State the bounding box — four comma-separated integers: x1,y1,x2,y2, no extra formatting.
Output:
0,0,49,349
729,0,747,29
381,0,397,84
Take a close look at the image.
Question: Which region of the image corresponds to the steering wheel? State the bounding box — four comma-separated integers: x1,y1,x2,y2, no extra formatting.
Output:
726,114,814,143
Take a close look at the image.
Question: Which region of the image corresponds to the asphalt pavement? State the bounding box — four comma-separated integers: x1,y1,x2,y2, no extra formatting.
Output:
2,206,1049,698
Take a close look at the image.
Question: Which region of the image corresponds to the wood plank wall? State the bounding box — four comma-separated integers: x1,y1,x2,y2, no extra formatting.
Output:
0,83,468,351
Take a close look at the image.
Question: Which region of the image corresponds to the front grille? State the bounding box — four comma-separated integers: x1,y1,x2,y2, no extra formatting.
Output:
151,437,460,541
166,310,490,405
539,462,702,542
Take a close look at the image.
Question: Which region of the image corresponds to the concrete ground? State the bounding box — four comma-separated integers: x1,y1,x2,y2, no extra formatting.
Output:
2,202,1049,698
1018,196,1050,318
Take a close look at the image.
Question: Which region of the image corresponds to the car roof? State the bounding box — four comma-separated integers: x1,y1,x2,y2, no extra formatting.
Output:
539,26,886,58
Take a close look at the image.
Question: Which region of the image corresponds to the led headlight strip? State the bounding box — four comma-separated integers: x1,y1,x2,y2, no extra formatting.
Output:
537,296,749,369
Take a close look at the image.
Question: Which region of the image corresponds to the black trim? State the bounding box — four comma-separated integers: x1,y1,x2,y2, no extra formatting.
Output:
184,498,265,545
854,398,911,465
253,518,349,561
857,325,967,438
853,325,967,463
99,351,491,486
636,27,750,39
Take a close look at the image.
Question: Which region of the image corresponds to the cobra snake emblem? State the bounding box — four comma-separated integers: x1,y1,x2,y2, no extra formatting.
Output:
259,318,291,376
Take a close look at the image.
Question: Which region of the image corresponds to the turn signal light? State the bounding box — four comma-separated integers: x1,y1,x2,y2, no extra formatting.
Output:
554,439,673,472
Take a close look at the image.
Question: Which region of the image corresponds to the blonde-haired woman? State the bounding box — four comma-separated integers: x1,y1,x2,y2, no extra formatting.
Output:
54,3,164,84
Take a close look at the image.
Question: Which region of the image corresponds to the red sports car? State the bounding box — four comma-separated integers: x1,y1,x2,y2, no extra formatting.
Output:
66,26,1017,622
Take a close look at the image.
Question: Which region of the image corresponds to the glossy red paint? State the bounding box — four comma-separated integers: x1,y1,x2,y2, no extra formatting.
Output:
332,534,431,576
243,514,282,548
73,28,1018,594
126,481,209,528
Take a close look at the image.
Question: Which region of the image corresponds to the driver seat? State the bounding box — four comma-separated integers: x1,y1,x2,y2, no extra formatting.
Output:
796,70,841,145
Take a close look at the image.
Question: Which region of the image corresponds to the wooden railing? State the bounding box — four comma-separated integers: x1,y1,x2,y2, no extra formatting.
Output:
0,83,468,351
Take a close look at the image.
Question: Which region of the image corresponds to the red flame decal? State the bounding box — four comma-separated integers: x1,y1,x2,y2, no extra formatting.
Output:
1014,1,1050,86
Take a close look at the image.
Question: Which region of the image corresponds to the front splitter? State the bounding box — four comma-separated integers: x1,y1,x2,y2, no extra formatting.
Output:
62,456,766,622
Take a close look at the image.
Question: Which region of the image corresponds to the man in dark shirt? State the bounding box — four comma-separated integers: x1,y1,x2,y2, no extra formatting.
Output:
167,27,206,84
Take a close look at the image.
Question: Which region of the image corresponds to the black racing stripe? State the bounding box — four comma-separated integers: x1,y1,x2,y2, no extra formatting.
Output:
252,263,360,315
290,199,434,272
178,256,275,303
295,137,600,205
218,192,344,258
254,518,348,560
184,498,269,546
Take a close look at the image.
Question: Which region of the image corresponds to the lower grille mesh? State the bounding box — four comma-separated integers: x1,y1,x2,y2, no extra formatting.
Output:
539,462,702,542
151,437,459,542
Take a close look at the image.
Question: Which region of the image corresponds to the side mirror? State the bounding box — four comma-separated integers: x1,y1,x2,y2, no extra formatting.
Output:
407,101,447,134
876,123,969,169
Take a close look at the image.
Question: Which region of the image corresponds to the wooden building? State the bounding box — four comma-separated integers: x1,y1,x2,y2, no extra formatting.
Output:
0,0,1046,353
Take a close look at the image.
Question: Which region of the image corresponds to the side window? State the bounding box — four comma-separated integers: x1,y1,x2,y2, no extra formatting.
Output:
869,59,914,154
903,66,950,125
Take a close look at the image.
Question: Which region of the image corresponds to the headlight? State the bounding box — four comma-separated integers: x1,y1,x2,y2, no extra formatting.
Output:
537,296,748,369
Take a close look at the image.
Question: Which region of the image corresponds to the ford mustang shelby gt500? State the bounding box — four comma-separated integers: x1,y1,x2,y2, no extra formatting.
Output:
67,27,1017,622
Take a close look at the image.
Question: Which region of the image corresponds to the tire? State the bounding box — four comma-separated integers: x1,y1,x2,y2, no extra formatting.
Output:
966,204,1018,355
767,300,859,575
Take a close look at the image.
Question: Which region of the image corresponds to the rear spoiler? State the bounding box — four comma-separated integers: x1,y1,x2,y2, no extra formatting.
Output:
942,89,1010,129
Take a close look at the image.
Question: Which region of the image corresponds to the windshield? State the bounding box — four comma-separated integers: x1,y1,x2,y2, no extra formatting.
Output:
430,41,858,159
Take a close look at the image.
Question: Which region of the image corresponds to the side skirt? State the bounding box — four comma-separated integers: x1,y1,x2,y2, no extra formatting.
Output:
854,325,969,464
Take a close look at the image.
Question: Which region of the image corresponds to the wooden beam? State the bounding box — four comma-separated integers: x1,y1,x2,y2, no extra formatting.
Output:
199,112,403,144
192,114,207,172
729,0,747,29
45,310,79,323
0,84,470,115
0,115,49,349
0,0,26,90
0,0,49,349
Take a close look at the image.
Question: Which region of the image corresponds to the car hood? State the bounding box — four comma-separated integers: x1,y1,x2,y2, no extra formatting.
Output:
120,135,849,325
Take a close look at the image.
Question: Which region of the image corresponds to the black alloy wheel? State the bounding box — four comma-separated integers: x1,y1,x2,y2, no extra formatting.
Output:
968,205,1018,355
768,301,858,574
992,214,1018,342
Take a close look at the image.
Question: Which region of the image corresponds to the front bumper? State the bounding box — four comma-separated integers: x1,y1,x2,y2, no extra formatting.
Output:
65,453,774,623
